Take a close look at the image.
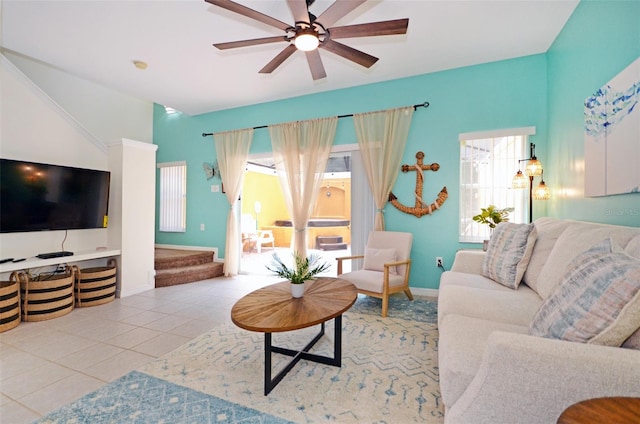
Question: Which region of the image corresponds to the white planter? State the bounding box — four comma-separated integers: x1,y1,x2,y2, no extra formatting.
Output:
290,282,305,298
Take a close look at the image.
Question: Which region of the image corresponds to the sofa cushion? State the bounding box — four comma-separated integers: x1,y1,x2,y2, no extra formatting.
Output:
536,222,640,300
482,222,536,289
438,314,529,408
438,283,542,327
530,238,640,346
523,217,573,292
363,248,397,274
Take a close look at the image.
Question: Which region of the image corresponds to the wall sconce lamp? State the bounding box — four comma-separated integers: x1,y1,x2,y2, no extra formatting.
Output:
512,143,550,223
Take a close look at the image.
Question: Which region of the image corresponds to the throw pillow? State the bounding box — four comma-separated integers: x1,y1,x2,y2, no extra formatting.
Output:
482,222,536,289
535,223,640,300
529,238,640,346
363,248,397,274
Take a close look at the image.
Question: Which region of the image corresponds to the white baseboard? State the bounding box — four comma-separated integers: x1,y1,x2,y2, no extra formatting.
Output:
154,244,221,263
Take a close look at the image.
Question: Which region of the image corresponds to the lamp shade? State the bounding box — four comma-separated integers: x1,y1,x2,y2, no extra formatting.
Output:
512,170,528,189
294,31,319,51
525,158,543,177
534,180,550,200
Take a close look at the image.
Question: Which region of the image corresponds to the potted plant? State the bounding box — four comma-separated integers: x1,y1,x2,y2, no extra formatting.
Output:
266,251,330,298
472,205,514,250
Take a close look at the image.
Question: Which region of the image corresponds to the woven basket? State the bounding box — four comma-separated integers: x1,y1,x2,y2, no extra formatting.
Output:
20,268,75,322
73,258,117,307
0,273,21,332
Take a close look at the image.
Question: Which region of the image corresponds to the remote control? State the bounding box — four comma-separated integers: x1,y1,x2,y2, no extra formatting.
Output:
12,258,26,263
0,258,14,264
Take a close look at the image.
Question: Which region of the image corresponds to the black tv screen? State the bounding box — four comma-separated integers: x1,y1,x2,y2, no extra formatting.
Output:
0,159,110,233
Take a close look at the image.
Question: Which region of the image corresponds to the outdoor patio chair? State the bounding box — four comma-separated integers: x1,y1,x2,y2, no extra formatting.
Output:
255,230,275,253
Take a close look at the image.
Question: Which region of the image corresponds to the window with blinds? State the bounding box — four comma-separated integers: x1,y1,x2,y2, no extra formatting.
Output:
158,161,187,232
459,128,534,243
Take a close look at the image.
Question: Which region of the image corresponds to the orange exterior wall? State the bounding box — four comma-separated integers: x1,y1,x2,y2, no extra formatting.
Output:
241,170,351,248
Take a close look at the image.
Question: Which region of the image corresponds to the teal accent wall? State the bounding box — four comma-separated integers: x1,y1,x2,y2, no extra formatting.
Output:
153,0,640,290
546,0,640,225
154,54,547,289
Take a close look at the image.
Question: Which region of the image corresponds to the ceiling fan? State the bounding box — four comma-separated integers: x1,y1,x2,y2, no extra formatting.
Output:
205,0,409,80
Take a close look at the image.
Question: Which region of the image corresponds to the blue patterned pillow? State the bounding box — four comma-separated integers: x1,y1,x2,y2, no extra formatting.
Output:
482,222,536,289
529,238,640,346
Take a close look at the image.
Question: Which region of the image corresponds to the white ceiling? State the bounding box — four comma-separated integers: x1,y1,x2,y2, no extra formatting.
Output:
1,0,579,116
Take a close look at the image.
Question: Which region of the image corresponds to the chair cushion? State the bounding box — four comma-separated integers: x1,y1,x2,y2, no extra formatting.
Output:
365,231,412,277
482,222,536,289
339,269,405,293
363,248,397,274
530,238,640,346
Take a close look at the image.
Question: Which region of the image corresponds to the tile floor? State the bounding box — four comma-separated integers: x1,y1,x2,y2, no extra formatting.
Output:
0,273,283,423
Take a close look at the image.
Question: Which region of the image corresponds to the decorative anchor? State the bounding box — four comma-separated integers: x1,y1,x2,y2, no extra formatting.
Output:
388,151,448,218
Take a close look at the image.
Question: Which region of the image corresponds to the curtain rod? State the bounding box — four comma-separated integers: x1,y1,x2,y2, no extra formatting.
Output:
201,101,429,138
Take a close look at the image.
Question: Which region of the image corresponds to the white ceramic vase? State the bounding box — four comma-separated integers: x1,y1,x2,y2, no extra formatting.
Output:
290,282,305,298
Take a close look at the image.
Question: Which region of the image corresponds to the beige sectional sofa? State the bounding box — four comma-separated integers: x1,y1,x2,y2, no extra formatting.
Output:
437,217,640,424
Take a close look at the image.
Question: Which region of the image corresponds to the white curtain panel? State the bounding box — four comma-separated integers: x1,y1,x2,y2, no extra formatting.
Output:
213,128,254,276
269,117,337,257
353,107,414,230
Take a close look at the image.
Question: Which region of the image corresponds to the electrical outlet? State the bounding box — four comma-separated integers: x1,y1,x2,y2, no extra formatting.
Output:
200,223,205,231
436,257,443,267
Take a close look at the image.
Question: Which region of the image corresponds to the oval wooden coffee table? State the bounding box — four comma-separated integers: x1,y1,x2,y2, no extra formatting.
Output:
557,397,640,423
231,277,357,395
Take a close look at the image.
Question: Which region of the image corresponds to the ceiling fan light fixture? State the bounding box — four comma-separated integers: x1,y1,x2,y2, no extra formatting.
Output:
294,29,319,51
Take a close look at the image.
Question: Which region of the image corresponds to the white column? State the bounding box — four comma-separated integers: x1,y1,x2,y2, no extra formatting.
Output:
108,139,158,297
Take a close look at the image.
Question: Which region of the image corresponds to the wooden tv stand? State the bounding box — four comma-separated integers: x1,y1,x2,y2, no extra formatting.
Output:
0,249,121,274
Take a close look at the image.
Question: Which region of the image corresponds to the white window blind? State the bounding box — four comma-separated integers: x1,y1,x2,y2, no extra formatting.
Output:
158,161,186,232
459,128,534,243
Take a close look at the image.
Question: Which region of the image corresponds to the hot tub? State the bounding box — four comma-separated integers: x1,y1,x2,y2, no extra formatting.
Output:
274,218,350,228
266,218,351,248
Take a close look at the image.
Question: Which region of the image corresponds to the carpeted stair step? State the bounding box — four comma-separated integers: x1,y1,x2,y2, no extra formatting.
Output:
154,248,223,287
155,249,214,270
155,262,224,288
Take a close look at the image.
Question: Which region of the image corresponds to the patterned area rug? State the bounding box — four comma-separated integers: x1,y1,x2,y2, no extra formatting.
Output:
37,298,443,424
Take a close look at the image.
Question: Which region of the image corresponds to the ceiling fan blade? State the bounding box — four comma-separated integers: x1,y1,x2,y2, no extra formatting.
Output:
321,39,378,68
305,49,327,80
329,18,409,39
259,44,297,74
287,0,310,24
205,0,291,31
213,36,288,50
315,0,366,28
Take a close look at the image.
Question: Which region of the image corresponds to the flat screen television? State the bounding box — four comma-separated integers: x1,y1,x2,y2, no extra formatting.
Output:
0,159,110,233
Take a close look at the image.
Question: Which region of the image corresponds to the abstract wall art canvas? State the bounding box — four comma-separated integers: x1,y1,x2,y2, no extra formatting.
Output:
584,57,640,197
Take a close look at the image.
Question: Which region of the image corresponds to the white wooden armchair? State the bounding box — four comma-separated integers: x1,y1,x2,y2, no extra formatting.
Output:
336,231,413,317
255,230,275,253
